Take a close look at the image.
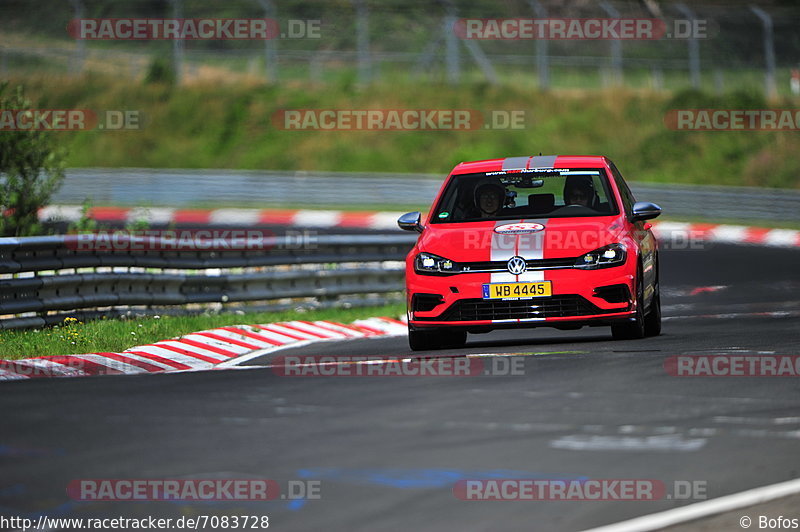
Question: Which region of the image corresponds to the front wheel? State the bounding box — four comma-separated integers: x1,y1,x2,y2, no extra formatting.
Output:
643,278,661,337
611,266,646,341
408,327,467,351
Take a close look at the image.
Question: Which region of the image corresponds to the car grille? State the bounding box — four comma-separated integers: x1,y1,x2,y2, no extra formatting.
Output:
461,257,575,273
422,296,623,321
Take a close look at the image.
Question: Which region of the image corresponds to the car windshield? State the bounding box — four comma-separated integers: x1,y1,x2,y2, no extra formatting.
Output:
430,168,619,223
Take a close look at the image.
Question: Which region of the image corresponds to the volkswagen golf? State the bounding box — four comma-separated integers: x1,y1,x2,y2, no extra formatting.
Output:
398,155,662,351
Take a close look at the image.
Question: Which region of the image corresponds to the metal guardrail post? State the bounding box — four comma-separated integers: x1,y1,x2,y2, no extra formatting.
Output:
675,4,700,89
168,0,184,84
353,0,372,85
442,0,460,84
529,0,549,90
750,6,777,99
256,0,279,83
599,1,623,85
67,0,86,75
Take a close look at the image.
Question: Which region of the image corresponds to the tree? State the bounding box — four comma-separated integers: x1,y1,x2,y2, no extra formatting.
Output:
0,83,67,237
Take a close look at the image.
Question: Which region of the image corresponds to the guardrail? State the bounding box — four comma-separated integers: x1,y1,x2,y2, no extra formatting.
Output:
53,169,800,223
0,233,418,330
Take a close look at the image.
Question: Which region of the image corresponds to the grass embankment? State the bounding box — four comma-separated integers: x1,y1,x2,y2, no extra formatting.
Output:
11,75,800,189
0,303,406,361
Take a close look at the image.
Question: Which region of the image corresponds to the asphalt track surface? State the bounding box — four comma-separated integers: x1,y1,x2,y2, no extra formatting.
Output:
2,243,799,531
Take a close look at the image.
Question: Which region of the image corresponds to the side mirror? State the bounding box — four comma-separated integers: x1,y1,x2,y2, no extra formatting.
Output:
630,201,662,222
397,211,423,232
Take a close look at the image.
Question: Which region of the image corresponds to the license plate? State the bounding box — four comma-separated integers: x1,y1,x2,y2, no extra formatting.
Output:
482,281,552,300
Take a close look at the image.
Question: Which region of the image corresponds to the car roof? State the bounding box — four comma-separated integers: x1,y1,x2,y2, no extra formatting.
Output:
452,155,610,175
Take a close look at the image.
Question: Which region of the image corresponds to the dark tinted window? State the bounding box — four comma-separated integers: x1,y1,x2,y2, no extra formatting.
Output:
608,162,636,216
431,169,619,224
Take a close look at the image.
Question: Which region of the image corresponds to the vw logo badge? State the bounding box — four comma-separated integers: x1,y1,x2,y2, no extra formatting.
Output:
507,256,527,275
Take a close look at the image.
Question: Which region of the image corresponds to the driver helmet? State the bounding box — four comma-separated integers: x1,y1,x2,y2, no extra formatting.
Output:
563,175,597,208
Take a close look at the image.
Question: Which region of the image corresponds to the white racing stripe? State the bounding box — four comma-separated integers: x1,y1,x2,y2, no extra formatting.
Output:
252,326,307,344
490,220,519,283
315,321,368,337
515,218,548,283
581,477,800,532
197,328,276,349
126,345,217,368
353,317,408,335
284,321,347,338
16,358,86,377
490,219,548,322
156,340,234,361
179,334,254,354
222,326,295,345
72,354,149,374
261,323,322,340
117,351,180,371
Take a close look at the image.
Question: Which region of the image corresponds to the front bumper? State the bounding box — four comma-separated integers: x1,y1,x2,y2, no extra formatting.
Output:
407,265,635,329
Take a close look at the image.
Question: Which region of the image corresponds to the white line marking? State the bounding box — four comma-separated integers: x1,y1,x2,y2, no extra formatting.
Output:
581,477,800,532
550,434,706,452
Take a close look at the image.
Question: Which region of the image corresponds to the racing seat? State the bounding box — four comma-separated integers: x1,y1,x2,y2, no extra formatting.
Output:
527,193,555,215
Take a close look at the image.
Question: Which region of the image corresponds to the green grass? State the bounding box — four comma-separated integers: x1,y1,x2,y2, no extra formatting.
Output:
8,74,799,190
0,303,406,360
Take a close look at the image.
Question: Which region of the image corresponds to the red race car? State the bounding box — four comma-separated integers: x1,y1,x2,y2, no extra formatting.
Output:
398,155,662,351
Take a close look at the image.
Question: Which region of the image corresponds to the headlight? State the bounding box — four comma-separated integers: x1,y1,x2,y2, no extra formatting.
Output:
414,252,461,274
575,243,627,269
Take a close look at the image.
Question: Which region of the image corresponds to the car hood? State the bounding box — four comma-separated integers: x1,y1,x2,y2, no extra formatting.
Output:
419,217,626,261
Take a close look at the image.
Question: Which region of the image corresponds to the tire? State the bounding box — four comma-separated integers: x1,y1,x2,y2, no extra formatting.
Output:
611,264,646,340
408,326,467,351
438,328,468,349
643,275,662,338
409,327,435,351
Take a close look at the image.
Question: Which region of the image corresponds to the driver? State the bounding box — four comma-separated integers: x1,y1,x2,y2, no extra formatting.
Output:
474,182,505,218
563,176,596,208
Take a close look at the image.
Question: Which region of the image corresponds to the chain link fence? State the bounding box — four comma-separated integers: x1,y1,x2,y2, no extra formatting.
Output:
3,0,800,95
